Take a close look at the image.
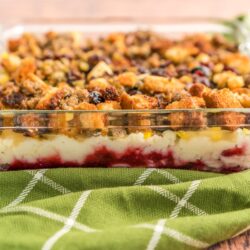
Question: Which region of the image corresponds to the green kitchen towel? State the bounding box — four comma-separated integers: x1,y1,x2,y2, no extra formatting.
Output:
0,168,250,250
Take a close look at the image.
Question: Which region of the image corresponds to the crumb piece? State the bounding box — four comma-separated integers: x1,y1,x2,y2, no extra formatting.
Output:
165,96,206,129
203,88,242,108
74,102,105,129
120,92,158,109
2,91,25,109
8,38,22,52
36,86,89,110
117,72,137,87
232,88,250,108
14,58,36,82
100,86,120,102
20,73,50,96
189,83,210,97
13,114,47,136
143,75,184,94
166,96,205,109
87,61,113,80
222,53,250,74
88,78,111,90
165,45,198,63
120,92,158,131
213,71,244,89
1,54,21,73
204,89,245,130
97,101,121,110
209,112,245,131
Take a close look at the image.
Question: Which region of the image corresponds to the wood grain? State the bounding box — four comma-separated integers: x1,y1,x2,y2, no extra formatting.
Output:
210,230,250,250
1,0,250,249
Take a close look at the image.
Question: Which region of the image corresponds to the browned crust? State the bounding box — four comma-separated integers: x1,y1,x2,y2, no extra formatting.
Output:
0,31,249,134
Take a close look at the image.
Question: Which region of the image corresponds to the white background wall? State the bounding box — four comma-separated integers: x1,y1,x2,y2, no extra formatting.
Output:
0,0,249,24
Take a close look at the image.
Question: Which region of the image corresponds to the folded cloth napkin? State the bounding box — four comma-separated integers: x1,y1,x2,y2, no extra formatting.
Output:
0,168,249,250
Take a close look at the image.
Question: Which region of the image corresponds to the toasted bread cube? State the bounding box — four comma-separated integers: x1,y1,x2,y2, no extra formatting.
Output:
117,72,137,87
75,102,105,129
203,89,242,108
8,38,22,52
227,75,244,89
120,93,158,131
203,89,245,130
21,73,50,96
232,88,250,95
143,75,184,94
143,75,168,93
165,97,206,129
87,61,113,80
213,71,244,89
232,88,250,107
74,102,97,110
88,78,111,90
1,54,21,73
166,96,205,109
209,112,245,131
14,58,36,82
97,101,121,110
120,92,158,109
47,113,77,136
127,113,152,132
167,112,206,130
36,86,89,110
100,86,120,102
36,88,65,110
222,53,250,74
165,46,198,63
189,83,210,98
13,113,48,136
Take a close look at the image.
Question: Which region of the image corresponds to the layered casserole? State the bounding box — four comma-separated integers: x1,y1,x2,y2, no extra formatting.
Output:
1,27,250,171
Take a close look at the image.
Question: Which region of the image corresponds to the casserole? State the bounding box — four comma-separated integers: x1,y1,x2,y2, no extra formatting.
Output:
0,18,250,172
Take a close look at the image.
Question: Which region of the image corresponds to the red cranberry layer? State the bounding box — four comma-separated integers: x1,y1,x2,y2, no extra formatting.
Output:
221,146,245,157
1,146,245,173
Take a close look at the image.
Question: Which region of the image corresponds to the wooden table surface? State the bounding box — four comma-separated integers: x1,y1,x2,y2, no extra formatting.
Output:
1,0,250,249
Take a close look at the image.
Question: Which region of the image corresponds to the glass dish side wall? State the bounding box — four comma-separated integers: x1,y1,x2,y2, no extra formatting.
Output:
0,109,249,172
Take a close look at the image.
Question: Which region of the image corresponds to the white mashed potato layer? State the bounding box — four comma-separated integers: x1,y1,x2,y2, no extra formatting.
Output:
0,128,249,169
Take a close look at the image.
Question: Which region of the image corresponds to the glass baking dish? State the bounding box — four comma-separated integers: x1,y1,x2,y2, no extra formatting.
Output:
1,19,250,172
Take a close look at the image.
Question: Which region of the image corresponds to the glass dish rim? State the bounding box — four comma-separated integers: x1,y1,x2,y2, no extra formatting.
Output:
0,17,231,41
0,108,250,114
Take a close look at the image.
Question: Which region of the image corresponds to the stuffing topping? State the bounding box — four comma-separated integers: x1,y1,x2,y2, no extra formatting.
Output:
0,30,249,134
